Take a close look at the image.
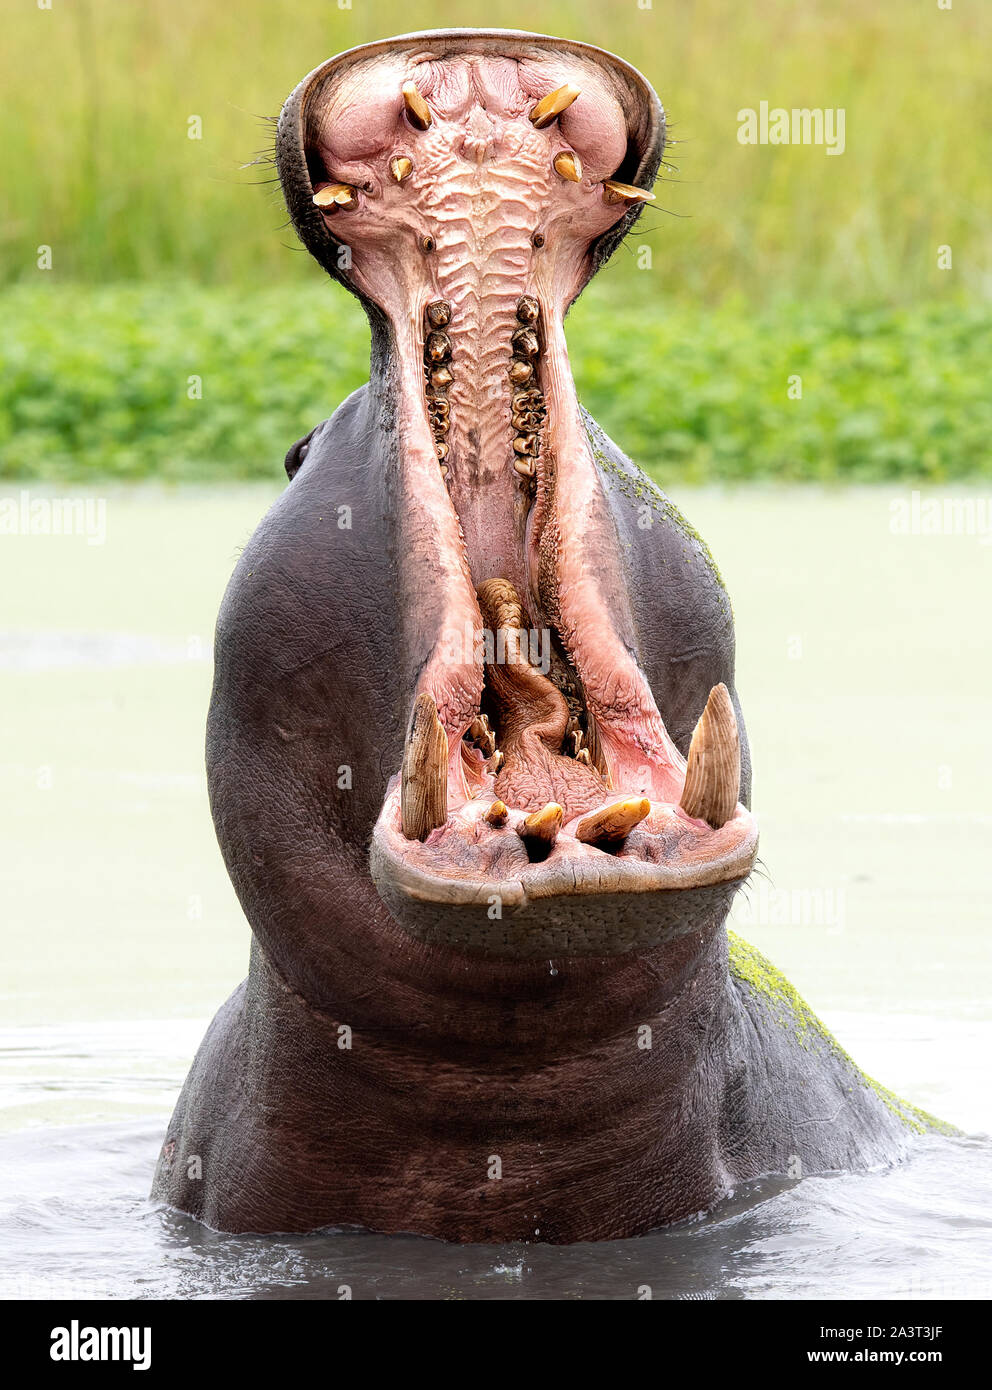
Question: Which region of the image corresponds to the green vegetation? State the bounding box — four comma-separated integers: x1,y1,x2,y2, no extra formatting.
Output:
4,0,989,304
1,283,987,483
2,0,989,482
728,933,956,1136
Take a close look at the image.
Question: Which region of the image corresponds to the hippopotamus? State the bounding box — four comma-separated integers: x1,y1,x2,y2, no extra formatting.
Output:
152,29,946,1242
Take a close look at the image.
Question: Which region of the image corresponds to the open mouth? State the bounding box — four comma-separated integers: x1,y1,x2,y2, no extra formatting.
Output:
283,32,758,953
368,286,756,953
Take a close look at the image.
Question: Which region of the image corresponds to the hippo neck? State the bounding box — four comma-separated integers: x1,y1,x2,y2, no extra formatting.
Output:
227,932,745,1239
247,922,734,1095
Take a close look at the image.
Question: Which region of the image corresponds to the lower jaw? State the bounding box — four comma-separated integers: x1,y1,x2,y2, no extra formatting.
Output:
371,767,758,957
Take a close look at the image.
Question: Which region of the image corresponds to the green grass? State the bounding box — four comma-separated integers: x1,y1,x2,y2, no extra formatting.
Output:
2,282,988,484
3,0,990,305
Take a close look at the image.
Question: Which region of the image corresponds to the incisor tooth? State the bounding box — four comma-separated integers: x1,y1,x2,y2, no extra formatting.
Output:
401,692,448,840
402,81,432,130
313,183,358,210
678,683,740,830
553,150,583,182
603,179,656,206
576,797,651,847
530,84,580,130
390,156,413,183
519,803,563,856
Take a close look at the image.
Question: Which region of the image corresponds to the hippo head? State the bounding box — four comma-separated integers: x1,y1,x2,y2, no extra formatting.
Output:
210,30,757,1037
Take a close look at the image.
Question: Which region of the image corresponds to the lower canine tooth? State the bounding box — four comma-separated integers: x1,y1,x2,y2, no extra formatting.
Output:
678,683,741,830
576,797,651,847
401,693,448,841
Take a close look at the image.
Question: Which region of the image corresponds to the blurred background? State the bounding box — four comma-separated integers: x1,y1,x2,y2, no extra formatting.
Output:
1,0,989,480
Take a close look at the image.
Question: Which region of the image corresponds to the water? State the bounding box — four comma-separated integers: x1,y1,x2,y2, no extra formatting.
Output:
1,483,990,1299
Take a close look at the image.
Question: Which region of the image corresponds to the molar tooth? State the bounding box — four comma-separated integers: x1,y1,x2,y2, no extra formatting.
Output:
511,328,540,359
516,296,540,325
678,683,741,830
576,797,651,848
401,692,448,841
490,749,505,773
435,441,449,461
575,748,592,766
571,730,584,757
390,156,413,183
484,800,509,828
402,81,433,130
553,151,583,182
508,360,534,386
513,456,537,479
425,331,452,363
469,716,496,757
426,300,451,328
519,803,564,856
530,84,581,130
433,417,449,436
513,435,540,458
603,179,656,206
312,183,358,210
430,366,453,389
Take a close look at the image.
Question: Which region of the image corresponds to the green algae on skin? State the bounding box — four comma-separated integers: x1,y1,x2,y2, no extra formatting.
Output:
728,931,956,1136
581,413,729,595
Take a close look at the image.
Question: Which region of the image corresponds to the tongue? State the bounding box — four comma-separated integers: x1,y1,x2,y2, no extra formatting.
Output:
477,578,609,817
